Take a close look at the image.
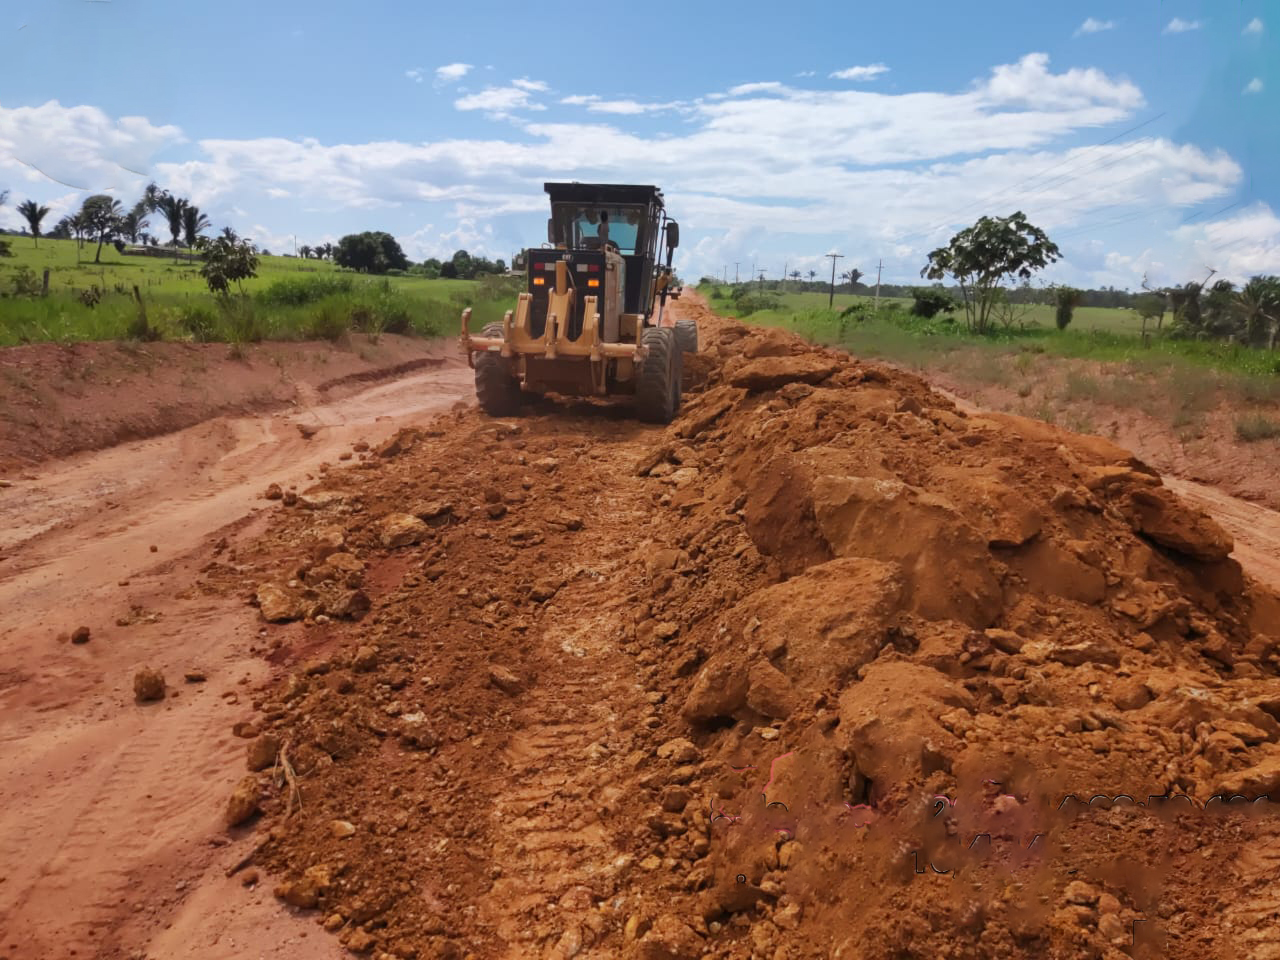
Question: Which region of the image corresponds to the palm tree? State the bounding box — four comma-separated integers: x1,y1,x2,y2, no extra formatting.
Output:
70,210,91,248
15,200,51,246
1233,276,1280,349
80,194,123,263
220,225,239,242
181,204,210,251
118,210,148,244
842,268,863,288
807,269,816,282
156,193,187,247
299,244,313,259
789,270,801,283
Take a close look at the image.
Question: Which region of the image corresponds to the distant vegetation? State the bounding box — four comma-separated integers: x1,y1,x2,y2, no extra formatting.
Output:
0,184,517,347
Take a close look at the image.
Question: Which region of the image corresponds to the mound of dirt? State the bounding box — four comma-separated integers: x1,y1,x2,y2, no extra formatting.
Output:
218,299,1280,959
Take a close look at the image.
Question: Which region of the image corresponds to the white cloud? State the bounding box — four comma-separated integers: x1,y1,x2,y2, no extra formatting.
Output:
435,63,472,84
1169,202,1280,282
0,100,184,195
726,81,785,96
453,86,546,116
795,71,816,78
405,68,425,84
511,77,548,93
1163,17,1201,34
1243,17,1263,34
1074,18,1115,36
829,64,889,81
8,53,1264,289
1244,78,1264,94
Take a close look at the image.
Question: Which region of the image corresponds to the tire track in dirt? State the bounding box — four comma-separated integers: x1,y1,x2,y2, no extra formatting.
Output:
0,362,474,960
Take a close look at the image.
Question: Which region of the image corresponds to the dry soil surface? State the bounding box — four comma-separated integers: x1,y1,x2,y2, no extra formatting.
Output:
2,301,1280,960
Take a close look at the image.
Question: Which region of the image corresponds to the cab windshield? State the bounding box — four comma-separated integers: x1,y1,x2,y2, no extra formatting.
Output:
555,204,644,254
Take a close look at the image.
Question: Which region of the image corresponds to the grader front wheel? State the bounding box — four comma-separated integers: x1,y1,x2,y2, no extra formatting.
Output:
636,326,682,424
474,322,523,416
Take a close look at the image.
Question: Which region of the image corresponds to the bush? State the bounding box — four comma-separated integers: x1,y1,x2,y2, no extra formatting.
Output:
175,304,219,342
385,268,406,277
1235,413,1280,442
304,304,348,341
257,275,355,306
910,288,957,319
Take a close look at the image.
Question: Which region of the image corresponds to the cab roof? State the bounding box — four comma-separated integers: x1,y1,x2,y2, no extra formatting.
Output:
544,182,664,208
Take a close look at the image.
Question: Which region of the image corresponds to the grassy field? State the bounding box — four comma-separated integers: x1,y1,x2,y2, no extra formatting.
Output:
708,288,1152,335
0,237,512,346
702,285,1280,377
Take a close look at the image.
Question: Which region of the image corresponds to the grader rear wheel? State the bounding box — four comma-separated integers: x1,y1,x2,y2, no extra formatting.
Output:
636,326,681,424
675,317,698,353
474,323,523,417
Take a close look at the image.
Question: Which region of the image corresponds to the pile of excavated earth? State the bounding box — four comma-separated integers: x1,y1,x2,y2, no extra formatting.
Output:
208,298,1280,960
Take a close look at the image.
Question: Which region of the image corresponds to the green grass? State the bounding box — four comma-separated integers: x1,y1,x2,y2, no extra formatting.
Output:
701,284,1280,379
0,237,514,346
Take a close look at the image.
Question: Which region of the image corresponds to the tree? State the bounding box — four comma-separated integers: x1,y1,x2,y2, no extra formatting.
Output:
182,205,210,250
1234,276,1280,349
155,193,187,246
921,211,1061,334
789,270,801,283
48,216,73,240
15,200,50,246
334,231,410,274
910,287,957,319
118,209,148,244
198,234,259,295
1053,285,1082,330
807,269,816,282
439,260,458,279
299,244,313,260
81,194,123,263
220,225,239,242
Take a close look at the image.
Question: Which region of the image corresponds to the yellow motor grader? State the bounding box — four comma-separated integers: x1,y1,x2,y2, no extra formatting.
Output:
459,182,694,423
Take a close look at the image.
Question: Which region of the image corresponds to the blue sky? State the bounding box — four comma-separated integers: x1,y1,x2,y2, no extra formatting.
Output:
1,0,1277,288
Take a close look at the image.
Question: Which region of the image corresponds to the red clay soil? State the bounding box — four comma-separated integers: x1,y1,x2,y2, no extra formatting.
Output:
0,333,456,473
2,299,1279,960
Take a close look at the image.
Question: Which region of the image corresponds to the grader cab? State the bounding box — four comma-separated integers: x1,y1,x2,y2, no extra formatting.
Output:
459,183,695,423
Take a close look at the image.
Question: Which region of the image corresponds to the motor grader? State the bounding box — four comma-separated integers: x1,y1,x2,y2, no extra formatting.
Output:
459,182,695,423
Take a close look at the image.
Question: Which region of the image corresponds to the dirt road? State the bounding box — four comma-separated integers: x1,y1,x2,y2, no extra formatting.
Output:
0,361,470,959
2,301,1278,960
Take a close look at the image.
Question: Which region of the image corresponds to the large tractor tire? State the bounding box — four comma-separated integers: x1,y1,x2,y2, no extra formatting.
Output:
474,323,523,417
636,326,682,424
674,317,698,353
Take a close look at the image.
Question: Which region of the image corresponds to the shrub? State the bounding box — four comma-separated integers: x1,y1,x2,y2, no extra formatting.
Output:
175,304,219,342
257,275,354,306
910,288,957,319
1235,413,1280,442
305,304,349,341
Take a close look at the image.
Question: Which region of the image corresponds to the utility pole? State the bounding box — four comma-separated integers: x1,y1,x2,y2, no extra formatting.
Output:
783,260,788,292
723,265,728,284
734,262,740,284
825,252,844,309
873,259,883,312
757,269,766,289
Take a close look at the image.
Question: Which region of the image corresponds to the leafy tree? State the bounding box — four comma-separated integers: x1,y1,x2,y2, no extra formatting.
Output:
155,193,188,246
422,257,442,279
439,260,458,278
15,199,50,246
48,216,73,240
182,205,210,250
910,287,957,319
921,211,1061,334
81,194,123,263
299,244,312,260
197,234,259,295
335,231,410,274
1053,285,1082,330
220,225,239,242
